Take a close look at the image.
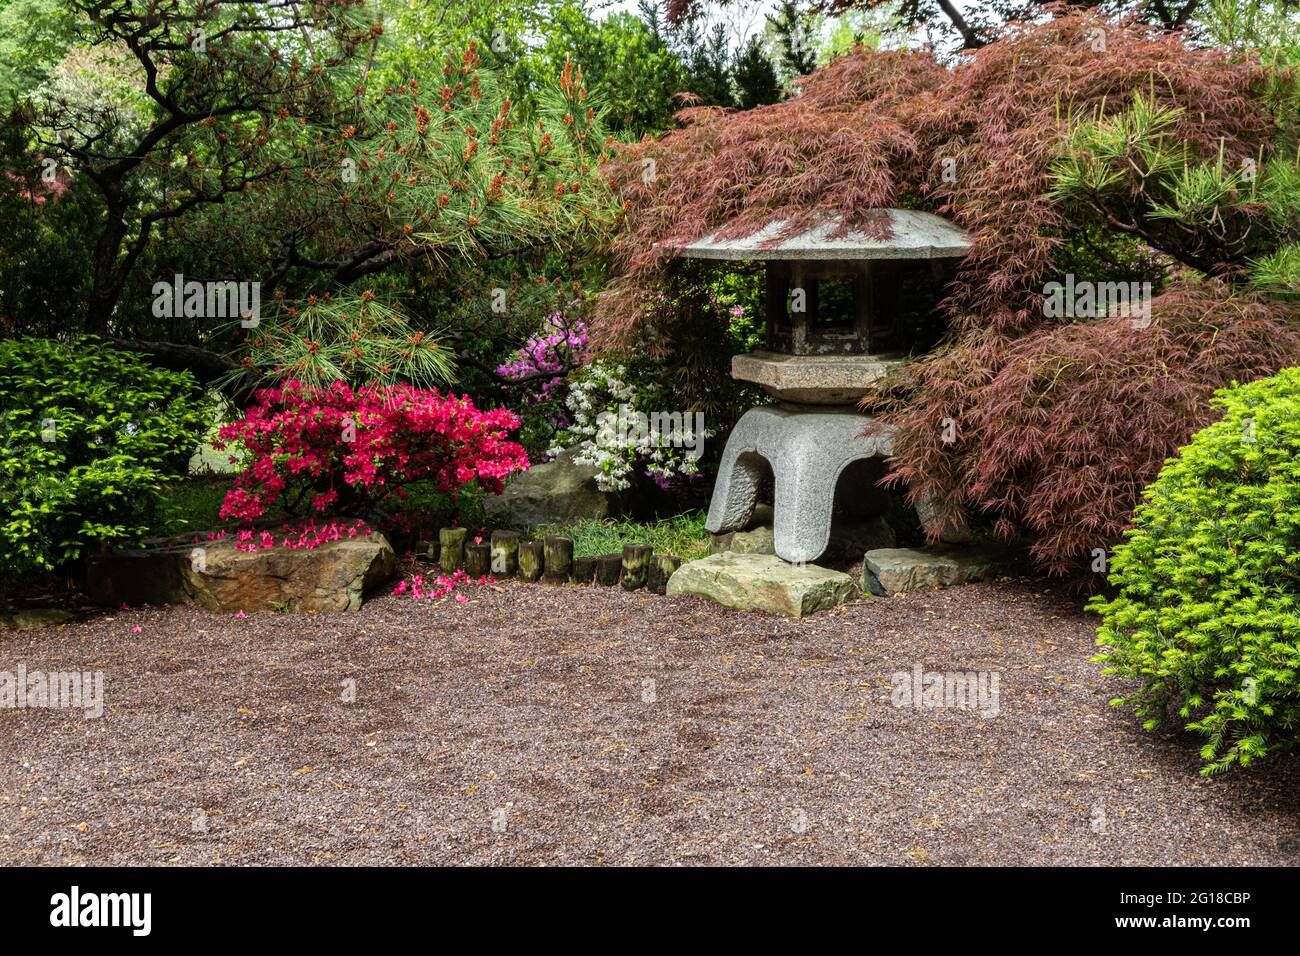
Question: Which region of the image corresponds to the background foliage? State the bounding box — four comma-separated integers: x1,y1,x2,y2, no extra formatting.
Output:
0,338,207,580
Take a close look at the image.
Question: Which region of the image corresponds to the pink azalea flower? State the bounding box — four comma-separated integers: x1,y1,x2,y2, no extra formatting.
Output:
216,380,527,524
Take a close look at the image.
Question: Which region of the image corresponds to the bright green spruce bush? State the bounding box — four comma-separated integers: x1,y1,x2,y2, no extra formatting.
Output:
1090,367,1300,773
0,338,207,581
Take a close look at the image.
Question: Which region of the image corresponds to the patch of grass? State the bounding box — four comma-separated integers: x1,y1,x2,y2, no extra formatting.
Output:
396,480,485,535
152,476,234,538
543,510,710,561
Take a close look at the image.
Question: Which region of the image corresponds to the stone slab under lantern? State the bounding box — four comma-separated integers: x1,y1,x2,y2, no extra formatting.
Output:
666,552,858,618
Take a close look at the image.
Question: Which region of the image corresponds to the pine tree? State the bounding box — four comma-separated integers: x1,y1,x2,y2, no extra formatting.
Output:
733,36,782,109
769,0,818,79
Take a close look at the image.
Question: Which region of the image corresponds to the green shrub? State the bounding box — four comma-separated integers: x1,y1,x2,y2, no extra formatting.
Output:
1090,367,1300,773
0,338,207,578
151,476,236,538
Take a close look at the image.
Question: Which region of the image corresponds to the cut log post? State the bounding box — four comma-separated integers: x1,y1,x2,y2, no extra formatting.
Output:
518,540,545,581
648,554,682,595
439,527,468,573
570,556,596,585
464,542,491,579
416,539,435,561
543,535,573,584
595,553,622,586
620,544,653,591
490,530,519,577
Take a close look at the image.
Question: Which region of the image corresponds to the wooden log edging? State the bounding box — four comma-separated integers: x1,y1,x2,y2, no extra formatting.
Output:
439,527,467,573
648,554,681,595
543,536,573,584
426,527,681,595
620,544,653,591
490,530,519,577
570,556,596,585
464,542,491,578
595,553,622,586
518,540,545,581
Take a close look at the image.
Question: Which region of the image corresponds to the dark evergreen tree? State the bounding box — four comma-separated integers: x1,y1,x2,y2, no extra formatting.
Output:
769,0,818,78
733,36,783,108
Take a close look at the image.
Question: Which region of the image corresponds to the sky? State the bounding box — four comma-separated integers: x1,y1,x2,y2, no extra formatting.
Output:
596,0,986,50
601,0,779,43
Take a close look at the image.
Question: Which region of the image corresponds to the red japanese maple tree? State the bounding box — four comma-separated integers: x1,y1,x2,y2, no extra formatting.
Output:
598,11,1300,581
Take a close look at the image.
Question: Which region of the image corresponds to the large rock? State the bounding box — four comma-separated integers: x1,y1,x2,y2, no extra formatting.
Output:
484,447,632,531
861,547,999,596
667,552,857,618
87,533,395,614
710,524,775,555
913,492,973,544
828,514,895,561
0,609,74,630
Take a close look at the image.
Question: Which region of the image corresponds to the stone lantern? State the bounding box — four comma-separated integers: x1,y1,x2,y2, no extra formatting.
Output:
678,210,972,563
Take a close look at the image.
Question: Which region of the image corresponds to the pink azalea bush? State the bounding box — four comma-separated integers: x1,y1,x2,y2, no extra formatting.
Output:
216,380,529,521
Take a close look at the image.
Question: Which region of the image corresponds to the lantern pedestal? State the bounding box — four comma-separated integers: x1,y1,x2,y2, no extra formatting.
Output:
706,405,895,564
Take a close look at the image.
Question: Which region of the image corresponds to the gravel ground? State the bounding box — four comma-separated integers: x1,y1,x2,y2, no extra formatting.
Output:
3,577,1300,866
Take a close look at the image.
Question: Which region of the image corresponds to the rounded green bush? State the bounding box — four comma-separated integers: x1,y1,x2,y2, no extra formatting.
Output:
0,338,207,581
1090,367,1300,773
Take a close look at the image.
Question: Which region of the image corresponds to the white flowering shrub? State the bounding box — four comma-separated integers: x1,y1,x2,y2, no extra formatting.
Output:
547,361,711,492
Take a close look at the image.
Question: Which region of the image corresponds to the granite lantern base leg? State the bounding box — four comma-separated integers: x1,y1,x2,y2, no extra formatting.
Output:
706,405,894,564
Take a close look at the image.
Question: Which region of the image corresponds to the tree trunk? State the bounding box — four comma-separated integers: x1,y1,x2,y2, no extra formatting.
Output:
86,200,130,335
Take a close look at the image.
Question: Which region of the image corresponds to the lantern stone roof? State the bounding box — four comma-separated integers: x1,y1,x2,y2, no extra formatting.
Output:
675,210,971,261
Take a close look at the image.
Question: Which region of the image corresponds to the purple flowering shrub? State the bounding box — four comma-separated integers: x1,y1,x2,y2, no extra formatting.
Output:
496,312,588,458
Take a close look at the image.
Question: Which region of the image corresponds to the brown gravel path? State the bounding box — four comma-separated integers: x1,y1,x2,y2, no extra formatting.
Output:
3,579,1299,866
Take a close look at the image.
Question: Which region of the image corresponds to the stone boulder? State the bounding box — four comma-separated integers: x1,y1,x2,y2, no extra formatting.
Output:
667,552,857,618
828,514,895,561
87,533,395,614
709,524,775,555
913,492,973,544
0,609,74,630
860,547,1000,596
484,447,633,531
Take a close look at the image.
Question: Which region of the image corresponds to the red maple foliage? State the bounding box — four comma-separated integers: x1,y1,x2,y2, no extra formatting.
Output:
597,12,1300,580
601,13,1275,340
878,282,1300,576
